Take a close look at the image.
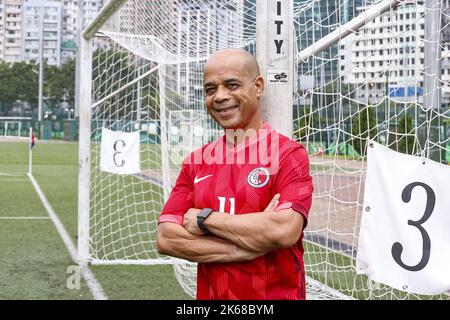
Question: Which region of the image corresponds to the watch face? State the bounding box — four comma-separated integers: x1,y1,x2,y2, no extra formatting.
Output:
197,208,212,234
199,208,212,218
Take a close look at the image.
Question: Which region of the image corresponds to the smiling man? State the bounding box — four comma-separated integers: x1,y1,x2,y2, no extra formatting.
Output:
156,49,313,300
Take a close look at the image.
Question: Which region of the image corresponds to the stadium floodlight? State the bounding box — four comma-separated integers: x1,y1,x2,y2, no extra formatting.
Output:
78,0,450,300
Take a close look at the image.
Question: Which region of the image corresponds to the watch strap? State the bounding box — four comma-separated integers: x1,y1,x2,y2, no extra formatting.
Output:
197,208,213,233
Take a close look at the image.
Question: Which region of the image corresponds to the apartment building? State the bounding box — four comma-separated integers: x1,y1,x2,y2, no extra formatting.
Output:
22,0,61,66
0,0,24,62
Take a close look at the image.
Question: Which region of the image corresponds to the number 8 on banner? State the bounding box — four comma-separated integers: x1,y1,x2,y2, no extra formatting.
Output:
100,128,141,175
356,140,450,295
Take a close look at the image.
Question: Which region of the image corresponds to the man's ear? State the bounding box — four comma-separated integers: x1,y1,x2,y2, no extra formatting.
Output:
255,76,265,98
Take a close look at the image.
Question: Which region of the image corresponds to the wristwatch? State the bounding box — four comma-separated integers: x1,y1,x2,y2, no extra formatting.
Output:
197,208,214,234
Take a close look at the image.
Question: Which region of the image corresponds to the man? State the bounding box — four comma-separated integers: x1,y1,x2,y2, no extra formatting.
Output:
157,49,313,300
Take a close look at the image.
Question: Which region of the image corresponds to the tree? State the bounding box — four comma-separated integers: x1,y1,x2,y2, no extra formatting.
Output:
45,58,76,107
0,61,39,108
351,106,378,156
0,62,14,110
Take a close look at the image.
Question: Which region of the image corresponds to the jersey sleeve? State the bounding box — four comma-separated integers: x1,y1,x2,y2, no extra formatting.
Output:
158,159,195,226
273,145,313,228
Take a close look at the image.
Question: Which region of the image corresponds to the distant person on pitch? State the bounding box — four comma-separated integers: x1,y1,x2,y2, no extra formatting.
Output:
157,48,313,300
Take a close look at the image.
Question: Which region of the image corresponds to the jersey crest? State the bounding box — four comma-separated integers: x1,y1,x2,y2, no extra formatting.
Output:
247,167,270,188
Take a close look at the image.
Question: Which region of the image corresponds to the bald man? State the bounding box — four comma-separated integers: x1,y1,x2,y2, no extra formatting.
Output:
157,49,313,300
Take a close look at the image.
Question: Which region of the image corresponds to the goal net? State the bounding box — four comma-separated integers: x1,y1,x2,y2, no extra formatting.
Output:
79,0,450,300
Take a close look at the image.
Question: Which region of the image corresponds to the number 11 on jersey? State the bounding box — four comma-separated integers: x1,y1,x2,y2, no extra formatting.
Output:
218,197,235,215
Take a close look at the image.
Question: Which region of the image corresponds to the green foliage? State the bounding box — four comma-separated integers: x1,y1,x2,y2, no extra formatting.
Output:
311,80,355,110
293,106,312,140
0,59,76,115
396,113,415,155
351,106,378,156
0,61,39,107
45,58,76,106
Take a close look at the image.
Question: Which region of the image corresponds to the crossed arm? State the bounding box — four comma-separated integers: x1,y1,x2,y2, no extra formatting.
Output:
157,194,304,263
157,223,264,263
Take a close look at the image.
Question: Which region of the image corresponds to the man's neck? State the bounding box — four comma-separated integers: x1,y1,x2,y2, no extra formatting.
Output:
224,120,264,145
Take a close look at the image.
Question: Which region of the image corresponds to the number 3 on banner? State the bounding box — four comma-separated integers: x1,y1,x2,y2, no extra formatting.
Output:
391,182,435,272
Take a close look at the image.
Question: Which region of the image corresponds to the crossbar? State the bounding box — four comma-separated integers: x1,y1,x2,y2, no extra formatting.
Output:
297,0,400,64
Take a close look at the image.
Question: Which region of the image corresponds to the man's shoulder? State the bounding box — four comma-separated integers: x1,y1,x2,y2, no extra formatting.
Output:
273,130,307,156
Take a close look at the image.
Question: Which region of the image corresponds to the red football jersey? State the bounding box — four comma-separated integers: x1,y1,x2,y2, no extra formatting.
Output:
159,122,313,300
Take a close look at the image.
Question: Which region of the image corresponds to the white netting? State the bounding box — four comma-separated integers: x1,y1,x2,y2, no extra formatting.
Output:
294,0,449,300
85,0,450,299
100,0,255,64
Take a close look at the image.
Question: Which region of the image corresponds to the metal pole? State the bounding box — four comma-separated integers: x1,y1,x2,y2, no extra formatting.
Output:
82,0,128,40
29,127,33,175
38,6,44,127
256,0,294,137
177,11,182,93
159,65,171,202
136,61,142,123
75,0,85,119
185,12,191,106
424,0,442,162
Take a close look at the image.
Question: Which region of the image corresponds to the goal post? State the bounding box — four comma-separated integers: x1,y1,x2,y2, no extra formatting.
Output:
256,0,294,137
78,36,93,265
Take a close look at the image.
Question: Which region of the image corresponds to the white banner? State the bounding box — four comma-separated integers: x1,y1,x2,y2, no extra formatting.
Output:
357,140,450,295
100,128,140,175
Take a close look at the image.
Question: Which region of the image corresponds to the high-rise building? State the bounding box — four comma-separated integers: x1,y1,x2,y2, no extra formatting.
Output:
22,0,61,66
0,0,24,63
337,2,449,104
1,0,106,65
0,1,4,60
61,0,104,63
175,0,245,107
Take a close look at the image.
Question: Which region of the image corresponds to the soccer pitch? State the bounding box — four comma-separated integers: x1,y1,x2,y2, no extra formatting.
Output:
0,140,190,300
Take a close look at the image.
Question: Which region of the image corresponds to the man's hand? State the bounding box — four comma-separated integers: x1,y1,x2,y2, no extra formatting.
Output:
183,208,203,235
183,194,280,236
264,193,280,212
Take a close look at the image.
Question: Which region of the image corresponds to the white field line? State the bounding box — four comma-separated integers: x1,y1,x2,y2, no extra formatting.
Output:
0,172,26,177
0,216,51,220
27,173,108,300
